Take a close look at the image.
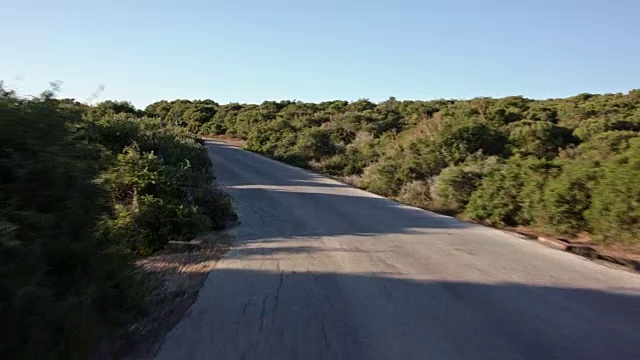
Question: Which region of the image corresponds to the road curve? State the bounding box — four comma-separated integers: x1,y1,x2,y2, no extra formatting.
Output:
156,141,640,360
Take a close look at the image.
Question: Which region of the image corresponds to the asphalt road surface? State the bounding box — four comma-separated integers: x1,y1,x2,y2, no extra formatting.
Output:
156,141,640,360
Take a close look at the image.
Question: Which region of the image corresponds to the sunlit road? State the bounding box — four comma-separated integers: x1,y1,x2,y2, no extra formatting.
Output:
156,141,640,360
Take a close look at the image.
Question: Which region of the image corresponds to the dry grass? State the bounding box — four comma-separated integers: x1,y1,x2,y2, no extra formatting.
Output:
201,134,246,148
499,225,640,272
98,231,235,359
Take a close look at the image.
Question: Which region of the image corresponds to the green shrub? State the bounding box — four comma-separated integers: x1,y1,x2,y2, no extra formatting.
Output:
542,160,595,234
101,194,210,255
397,180,433,210
194,185,237,230
1,88,236,357
147,91,640,247
574,130,639,156
586,139,640,244
200,121,226,135
573,116,640,141
0,92,143,358
462,165,519,225
463,157,552,226
97,144,210,255
507,120,575,158
97,133,235,255
88,100,141,118
360,155,404,196
434,119,509,164
319,155,349,176
340,136,382,175
294,127,336,159
431,158,498,214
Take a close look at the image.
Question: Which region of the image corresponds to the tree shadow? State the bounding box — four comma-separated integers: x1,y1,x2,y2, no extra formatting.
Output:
157,143,640,359
207,142,349,189
158,268,640,360
224,186,474,242
206,141,473,242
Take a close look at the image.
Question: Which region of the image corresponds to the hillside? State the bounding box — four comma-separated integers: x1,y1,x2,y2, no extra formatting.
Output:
146,90,640,248
0,86,236,358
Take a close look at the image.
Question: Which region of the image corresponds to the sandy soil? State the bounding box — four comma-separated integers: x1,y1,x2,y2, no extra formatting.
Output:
97,231,236,359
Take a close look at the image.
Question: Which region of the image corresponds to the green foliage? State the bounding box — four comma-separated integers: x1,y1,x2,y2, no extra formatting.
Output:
433,119,508,164
573,115,640,141
508,120,575,158
294,127,335,159
5,82,640,356
148,89,640,245
360,154,405,196
463,157,555,226
93,115,236,255
0,92,143,358
88,100,141,118
586,138,640,244
432,157,499,214
0,87,235,357
397,180,433,210
542,160,595,234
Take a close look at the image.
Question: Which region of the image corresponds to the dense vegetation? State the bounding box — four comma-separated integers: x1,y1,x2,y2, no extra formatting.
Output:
146,90,640,247
0,86,235,358
4,84,640,356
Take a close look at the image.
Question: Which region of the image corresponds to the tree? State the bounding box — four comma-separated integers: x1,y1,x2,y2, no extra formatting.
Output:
294,127,335,159
508,120,575,158
586,138,640,244
89,100,140,117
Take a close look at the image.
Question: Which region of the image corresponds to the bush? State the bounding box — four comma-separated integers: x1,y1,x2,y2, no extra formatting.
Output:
586,139,640,244
0,92,143,358
0,88,236,357
96,120,236,255
294,127,336,159
194,185,237,230
360,155,404,196
397,180,433,210
462,165,520,225
318,155,349,176
340,136,381,175
507,120,575,158
148,91,640,247
98,145,214,255
200,121,226,135
542,161,595,235
431,158,498,214
463,157,552,226
102,194,210,255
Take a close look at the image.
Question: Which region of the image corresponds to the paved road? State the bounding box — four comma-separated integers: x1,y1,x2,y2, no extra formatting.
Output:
156,141,640,360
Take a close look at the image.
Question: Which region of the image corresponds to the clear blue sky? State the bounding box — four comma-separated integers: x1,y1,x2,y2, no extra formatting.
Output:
3,0,639,107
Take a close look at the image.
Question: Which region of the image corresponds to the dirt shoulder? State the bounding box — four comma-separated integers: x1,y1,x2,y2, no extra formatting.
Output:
499,226,640,273
202,134,246,148
97,230,236,359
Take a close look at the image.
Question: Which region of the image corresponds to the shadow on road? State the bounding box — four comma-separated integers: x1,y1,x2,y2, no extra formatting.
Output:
206,141,474,242
229,187,472,240
158,267,640,359
151,142,640,359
